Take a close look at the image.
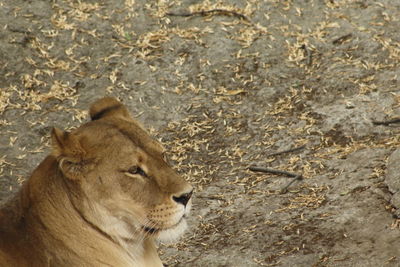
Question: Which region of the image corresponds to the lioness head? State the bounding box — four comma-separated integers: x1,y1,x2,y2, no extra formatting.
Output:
51,97,193,245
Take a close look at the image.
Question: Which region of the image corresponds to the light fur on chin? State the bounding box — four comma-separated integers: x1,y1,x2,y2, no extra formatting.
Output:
157,219,188,244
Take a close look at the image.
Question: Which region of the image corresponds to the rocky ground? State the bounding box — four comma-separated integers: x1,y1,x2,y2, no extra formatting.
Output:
1,0,400,266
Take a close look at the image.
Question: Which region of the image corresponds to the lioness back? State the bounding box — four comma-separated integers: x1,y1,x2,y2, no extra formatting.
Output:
0,97,193,267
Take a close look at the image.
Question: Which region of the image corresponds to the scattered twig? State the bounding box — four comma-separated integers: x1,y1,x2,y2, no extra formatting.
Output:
371,118,400,126
332,33,352,45
300,44,312,66
7,26,33,46
266,145,306,158
280,175,302,194
197,195,225,201
249,166,299,177
249,166,303,193
7,26,31,35
166,9,251,23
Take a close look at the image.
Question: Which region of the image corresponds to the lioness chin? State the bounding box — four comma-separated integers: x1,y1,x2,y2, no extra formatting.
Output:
0,97,193,267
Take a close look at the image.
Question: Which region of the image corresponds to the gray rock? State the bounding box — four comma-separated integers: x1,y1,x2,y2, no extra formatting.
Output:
386,149,400,195
386,149,400,210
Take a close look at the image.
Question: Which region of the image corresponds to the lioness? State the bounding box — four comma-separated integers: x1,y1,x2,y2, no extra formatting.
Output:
0,97,193,266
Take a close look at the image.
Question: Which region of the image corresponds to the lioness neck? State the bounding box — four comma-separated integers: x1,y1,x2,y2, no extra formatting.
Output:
0,156,162,267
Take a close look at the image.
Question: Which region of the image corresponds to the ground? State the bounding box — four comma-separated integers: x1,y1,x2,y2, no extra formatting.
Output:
1,0,400,266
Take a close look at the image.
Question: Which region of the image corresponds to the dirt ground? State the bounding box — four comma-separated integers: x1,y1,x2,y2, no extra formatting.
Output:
1,0,400,266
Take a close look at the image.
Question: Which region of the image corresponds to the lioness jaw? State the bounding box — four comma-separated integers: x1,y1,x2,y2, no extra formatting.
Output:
0,97,193,267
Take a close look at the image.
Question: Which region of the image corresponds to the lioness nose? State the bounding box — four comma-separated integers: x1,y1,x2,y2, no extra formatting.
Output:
173,191,193,206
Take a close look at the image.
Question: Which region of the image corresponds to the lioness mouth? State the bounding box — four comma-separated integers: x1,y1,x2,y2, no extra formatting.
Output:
143,217,185,235
143,226,159,234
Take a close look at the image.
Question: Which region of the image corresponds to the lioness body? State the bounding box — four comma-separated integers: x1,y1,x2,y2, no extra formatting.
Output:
0,97,192,266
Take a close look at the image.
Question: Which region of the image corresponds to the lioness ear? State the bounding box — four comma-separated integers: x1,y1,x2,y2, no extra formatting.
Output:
51,128,86,180
89,97,131,121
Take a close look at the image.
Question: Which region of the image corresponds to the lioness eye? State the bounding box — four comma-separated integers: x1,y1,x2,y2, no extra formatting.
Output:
127,166,147,177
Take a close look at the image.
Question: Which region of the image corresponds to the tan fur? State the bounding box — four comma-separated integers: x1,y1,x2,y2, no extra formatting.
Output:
0,97,193,267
